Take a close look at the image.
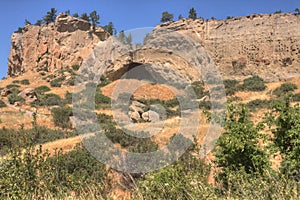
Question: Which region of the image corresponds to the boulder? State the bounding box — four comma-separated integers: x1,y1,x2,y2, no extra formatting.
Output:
142,110,160,122
18,88,37,103
129,111,140,122
1,88,11,97
129,101,146,114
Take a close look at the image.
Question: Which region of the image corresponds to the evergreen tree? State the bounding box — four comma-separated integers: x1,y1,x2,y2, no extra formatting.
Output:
295,8,300,15
80,13,90,22
103,22,116,35
178,14,183,20
188,7,197,19
160,11,174,23
72,13,79,18
34,20,42,26
118,30,126,43
24,19,31,26
43,8,57,24
89,10,100,28
65,10,70,15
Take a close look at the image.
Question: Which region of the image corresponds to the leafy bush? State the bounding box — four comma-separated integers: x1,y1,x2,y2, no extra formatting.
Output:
35,85,51,94
292,93,300,101
241,75,266,91
71,64,80,71
273,82,298,97
31,93,63,106
64,91,73,104
224,79,240,95
6,84,20,89
50,77,65,87
214,103,270,177
0,145,109,199
95,91,111,109
20,79,30,85
8,93,25,104
0,99,6,108
266,98,300,177
51,106,72,129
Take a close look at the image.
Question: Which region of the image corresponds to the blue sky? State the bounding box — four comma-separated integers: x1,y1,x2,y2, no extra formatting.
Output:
0,0,299,78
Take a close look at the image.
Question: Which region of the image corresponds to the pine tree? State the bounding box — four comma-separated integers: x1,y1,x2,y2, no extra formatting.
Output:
89,10,100,28
72,13,79,18
188,7,197,19
103,22,116,35
43,8,57,24
25,19,31,26
34,20,43,26
80,13,90,22
126,33,132,44
178,14,183,20
160,11,174,23
295,8,300,15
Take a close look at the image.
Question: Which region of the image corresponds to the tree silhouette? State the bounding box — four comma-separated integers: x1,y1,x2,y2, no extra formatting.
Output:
72,13,79,18
295,8,300,15
188,7,197,19
90,10,100,28
25,19,31,26
178,14,183,20
160,11,174,23
80,13,90,22
43,8,57,24
104,22,116,35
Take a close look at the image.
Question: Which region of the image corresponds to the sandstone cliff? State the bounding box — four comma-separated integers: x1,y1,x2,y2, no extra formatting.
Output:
7,13,300,82
157,13,300,81
7,13,109,77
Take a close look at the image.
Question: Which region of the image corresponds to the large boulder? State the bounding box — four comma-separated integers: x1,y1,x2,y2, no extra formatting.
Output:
56,13,90,32
18,88,37,103
142,110,160,122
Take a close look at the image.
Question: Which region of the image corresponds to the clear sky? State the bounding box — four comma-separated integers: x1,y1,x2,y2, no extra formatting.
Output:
0,0,299,78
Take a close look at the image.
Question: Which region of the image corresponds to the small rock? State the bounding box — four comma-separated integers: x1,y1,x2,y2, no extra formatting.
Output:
142,110,160,122
1,88,11,97
129,111,140,122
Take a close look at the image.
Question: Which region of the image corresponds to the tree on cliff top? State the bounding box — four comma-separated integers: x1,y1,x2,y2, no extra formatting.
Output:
103,22,116,35
188,7,197,19
90,10,100,28
43,8,57,24
80,13,90,22
160,11,174,23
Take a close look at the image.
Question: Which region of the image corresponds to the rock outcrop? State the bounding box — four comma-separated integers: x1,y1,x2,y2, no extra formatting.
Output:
7,13,109,77
7,13,300,82
157,13,300,81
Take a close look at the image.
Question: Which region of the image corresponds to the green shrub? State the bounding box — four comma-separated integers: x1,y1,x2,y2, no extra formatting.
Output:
35,85,51,94
241,75,266,91
12,80,20,84
64,91,73,104
95,91,111,109
215,103,270,177
50,77,65,87
292,93,300,101
31,93,63,106
51,106,72,129
0,99,6,108
6,84,20,89
71,64,80,71
8,93,25,104
20,79,30,85
191,81,208,98
273,82,298,97
224,79,239,95
246,99,270,111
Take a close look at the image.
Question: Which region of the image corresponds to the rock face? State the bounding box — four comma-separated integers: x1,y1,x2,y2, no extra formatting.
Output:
157,13,300,81
7,13,109,77
7,13,300,82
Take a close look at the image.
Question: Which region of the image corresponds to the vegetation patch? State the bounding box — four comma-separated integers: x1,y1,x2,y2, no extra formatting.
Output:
35,85,51,94
273,82,298,97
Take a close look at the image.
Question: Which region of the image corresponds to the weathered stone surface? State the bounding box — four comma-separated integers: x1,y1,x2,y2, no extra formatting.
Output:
142,110,160,122
129,111,140,122
1,88,11,97
157,13,300,82
18,88,37,103
7,13,109,77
